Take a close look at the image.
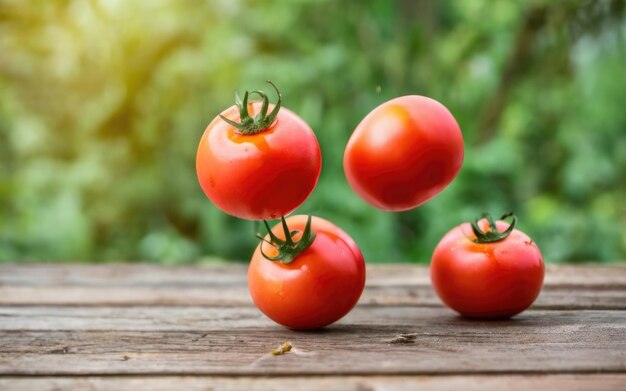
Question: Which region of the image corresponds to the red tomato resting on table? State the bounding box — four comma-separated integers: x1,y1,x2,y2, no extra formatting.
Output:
196,81,321,220
248,215,366,330
344,95,463,211
430,213,544,319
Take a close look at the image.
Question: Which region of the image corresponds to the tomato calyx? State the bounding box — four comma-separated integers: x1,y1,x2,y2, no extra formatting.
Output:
470,212,516,243
256,215,316,264
219,80,282,135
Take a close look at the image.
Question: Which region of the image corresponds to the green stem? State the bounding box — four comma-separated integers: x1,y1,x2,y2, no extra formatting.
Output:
470,212,516,243
219,80,282,135
257,216,316,264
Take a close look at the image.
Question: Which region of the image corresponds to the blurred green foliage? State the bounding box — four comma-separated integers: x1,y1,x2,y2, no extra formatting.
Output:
0,0,625,264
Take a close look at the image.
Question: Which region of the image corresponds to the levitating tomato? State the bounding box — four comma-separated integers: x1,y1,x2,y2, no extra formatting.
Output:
196,82,321,220
248,215,366,330
430,213,544,319
343,96,464,211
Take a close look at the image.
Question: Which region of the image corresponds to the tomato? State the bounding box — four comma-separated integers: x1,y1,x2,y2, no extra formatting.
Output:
430,213,544,319
343,96,464,211
196,82,321,220
248,215,366,329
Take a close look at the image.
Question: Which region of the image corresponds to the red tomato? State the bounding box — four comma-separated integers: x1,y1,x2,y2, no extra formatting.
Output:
430,214,544,318
196,82,321,220
248,215,366,329
344,96,464,211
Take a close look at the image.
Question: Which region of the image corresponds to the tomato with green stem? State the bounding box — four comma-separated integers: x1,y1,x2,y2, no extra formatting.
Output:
196,81,321,220
344,95,464,211
430,213,544,319
248,215,366,330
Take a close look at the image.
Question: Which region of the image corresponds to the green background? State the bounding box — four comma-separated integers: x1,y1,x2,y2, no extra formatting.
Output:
1,0,625,264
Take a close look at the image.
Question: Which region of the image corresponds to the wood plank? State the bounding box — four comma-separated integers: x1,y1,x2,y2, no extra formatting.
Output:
1,374,625,391
1,285,625,309
1,265,625,309
2,264,625,287
1,305,625,332
0,264,250,287
0,307,624,375
1,264,624,378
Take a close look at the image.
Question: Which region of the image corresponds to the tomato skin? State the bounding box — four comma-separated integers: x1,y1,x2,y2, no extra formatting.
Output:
430,220,544,319
196,103,321,220
248,215,366,330
344,96,464,211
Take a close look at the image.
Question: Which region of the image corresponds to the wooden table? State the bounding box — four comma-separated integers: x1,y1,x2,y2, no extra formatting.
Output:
0,264,625,390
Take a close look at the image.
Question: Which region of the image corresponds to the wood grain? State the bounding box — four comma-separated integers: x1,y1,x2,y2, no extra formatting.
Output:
1,264,625,309
0,263,624,389
2,264,625,286
0,307,624,375
1,375,625,391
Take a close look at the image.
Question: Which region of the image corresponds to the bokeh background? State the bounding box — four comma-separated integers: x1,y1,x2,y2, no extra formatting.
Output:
1,0,625,264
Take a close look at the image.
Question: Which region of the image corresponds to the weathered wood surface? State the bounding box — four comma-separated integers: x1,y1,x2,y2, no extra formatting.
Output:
0,264,624,390
1,264,625,309
1,375,625,391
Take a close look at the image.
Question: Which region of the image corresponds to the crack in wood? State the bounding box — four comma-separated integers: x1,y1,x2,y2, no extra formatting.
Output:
47,346,69,354
190,333,209,343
